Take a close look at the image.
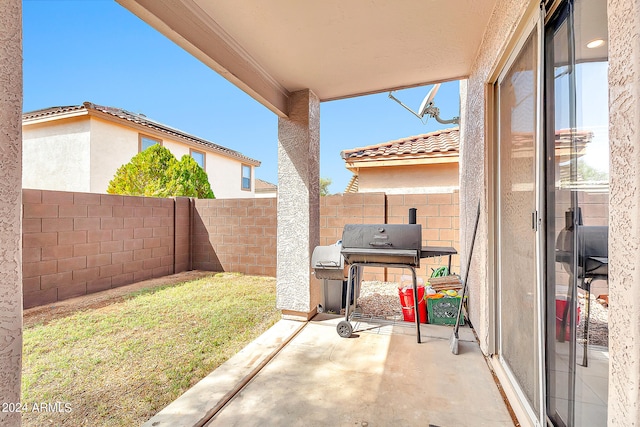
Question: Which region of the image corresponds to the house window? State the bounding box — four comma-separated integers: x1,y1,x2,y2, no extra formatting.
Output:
139,134,161,152
190,149,205,169
241,164,251,191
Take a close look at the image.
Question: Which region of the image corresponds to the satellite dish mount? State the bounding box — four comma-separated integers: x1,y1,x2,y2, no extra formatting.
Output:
388,84,459,125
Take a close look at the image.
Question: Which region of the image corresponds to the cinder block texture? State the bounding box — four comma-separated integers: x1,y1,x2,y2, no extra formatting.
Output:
22,190,177,308
192,198,276,276
0,1,23,424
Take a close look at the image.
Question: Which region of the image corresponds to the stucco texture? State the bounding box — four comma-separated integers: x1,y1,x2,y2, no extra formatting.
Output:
357,163,459,194
607,0,640,424
0,0,23,425
276,90,321,316
461,0,530,354
23,119,92,192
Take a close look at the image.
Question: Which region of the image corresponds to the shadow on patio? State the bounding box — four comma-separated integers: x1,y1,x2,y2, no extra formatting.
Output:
144,315,516,427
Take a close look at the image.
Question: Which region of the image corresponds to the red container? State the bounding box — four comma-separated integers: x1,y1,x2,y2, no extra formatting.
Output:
398,286,427,324
555,298,581,341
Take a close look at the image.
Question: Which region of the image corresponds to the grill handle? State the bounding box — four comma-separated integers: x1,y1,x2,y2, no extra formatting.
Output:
315,261,340,267
369,242,392,247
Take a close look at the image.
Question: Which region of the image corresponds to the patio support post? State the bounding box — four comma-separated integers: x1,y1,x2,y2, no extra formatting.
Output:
608,0,640,425
0,1,23,426
276,89,320,320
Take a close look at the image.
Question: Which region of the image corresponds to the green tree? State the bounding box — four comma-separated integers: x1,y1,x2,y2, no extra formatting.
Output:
166,155,215,198
320,177,332,196
577,159,608,183
107,145,215,198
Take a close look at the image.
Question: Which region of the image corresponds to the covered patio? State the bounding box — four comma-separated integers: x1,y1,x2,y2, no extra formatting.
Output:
2,1,640,426
143,317,514,427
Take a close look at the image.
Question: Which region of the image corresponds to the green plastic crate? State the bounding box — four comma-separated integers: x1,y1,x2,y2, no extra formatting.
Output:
427,296,463,325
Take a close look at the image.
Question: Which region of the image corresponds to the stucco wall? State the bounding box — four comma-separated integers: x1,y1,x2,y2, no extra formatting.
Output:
461,0,530,354
358,162,459,194
0,0,23,424
276,90,321,318
205,152,255,199
23,118,91,192
89,117,139,193
24,115,257,198
607,0,640,424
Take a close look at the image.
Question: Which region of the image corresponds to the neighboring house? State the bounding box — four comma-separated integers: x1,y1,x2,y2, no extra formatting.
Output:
254,178,277,198
22,102,261,198
341,128,459,195
3,2,639,427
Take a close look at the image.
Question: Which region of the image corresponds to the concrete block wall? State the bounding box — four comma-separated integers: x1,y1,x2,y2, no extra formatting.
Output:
22,189,177,308
191,191,460,284
320,192,387,281
385,191,460,283
22,189,461,308
174,197,191,273
191,198,277,276
320,191,460,283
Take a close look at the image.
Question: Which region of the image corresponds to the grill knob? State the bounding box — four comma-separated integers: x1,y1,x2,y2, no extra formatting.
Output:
377,227,385,232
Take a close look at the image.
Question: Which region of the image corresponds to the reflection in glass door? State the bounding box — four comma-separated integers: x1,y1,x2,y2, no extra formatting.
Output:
545,0,609,425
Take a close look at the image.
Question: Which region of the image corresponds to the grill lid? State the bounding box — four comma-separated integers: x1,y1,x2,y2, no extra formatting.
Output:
341,224,422,267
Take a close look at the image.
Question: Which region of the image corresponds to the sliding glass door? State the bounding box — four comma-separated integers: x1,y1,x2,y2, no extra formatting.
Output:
545,1,609,425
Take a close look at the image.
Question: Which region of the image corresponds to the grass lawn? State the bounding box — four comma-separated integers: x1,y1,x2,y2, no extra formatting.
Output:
21,272,280,426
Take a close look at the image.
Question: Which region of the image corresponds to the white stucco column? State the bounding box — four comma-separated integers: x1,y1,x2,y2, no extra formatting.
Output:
0,1,23,426
608,1,640,425
276,89,321,319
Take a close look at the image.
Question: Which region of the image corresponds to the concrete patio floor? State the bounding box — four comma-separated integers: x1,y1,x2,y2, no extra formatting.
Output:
144,314,516,427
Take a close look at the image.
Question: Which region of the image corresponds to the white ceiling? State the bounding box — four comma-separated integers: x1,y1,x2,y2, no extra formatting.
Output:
117,0,498,116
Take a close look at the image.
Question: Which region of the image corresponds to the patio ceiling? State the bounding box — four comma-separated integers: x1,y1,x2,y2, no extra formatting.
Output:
117,0,497,117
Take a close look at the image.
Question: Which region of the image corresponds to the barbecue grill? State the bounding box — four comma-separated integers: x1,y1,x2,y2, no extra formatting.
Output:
556,224,608,366
337,223,456,343
311,241,359,313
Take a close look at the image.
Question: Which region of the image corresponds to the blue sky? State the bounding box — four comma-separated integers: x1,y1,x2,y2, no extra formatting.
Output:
23,0,460,194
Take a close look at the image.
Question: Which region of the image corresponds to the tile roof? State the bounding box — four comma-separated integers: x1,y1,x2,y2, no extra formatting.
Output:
22,105,86,120
23,102,260,166
255,178,277,191
341,128,459,162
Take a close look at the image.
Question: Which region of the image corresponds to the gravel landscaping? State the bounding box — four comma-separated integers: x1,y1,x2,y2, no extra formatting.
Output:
357,280,609,348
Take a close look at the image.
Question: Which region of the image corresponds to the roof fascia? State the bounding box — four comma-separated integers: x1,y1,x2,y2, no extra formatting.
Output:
345,155,459,171
86,109,261,166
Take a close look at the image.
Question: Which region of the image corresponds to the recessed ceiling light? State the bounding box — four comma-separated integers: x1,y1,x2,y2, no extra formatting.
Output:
587,39,605,49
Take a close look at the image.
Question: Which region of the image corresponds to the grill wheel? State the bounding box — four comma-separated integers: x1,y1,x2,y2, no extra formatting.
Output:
337,321,353,338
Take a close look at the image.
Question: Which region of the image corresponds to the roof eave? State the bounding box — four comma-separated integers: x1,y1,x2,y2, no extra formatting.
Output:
22,109,89,126
345,154,459,170
86,108,262,166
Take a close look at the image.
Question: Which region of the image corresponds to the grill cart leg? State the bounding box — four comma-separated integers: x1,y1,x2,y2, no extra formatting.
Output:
410,266,422,343
337,264,356,338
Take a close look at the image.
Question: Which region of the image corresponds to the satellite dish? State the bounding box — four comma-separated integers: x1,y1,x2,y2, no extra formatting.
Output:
388,83,459,125
418,83,441,117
